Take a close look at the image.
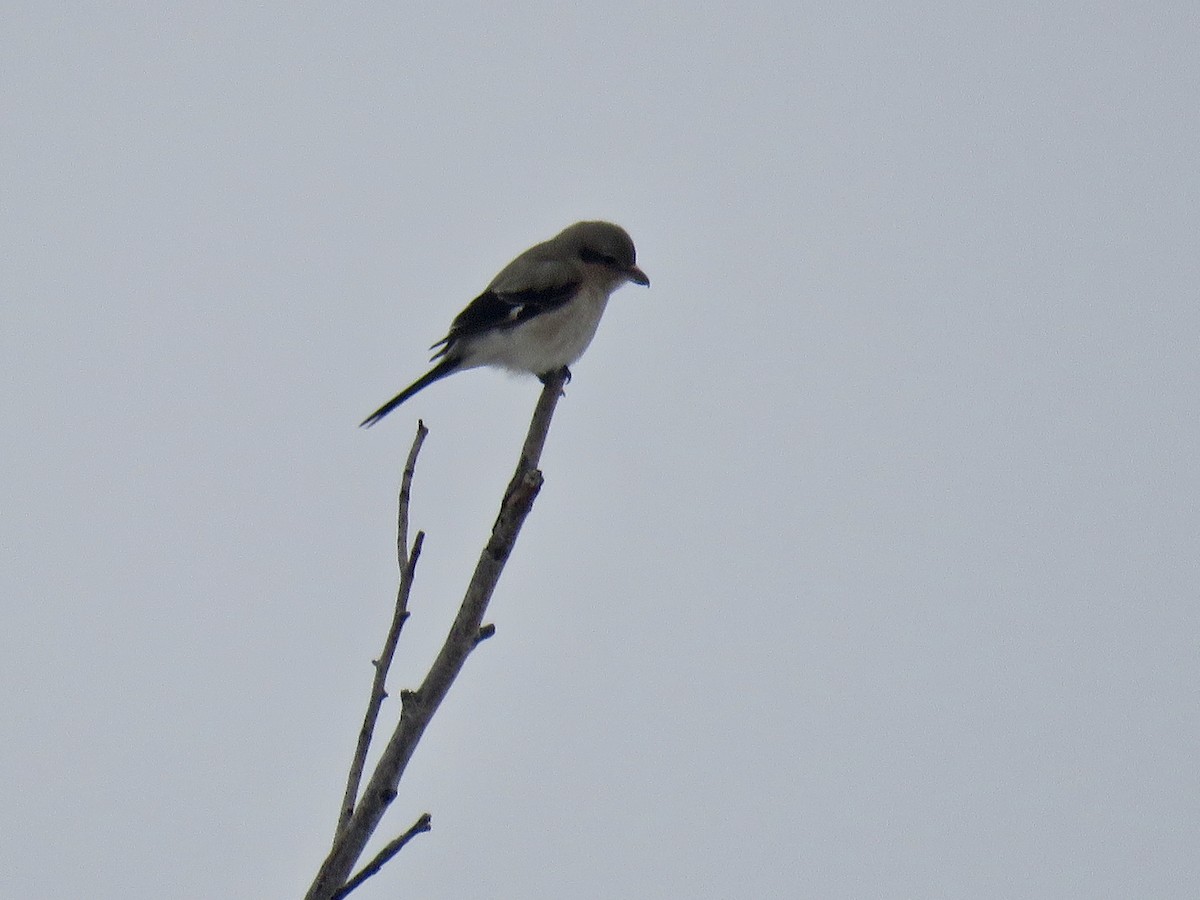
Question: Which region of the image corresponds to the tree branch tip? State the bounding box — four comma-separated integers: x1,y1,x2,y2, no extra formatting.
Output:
474,623,496,645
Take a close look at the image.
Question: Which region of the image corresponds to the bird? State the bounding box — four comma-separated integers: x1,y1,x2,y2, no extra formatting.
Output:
360,221,649,427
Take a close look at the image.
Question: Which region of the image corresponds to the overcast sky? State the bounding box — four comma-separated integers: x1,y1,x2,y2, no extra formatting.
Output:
3,3,1198,898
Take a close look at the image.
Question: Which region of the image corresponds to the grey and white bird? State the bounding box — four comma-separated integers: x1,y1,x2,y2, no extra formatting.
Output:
361,221,649,427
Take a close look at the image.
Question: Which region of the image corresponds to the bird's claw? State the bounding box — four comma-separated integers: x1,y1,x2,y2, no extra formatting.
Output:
539,366,572,387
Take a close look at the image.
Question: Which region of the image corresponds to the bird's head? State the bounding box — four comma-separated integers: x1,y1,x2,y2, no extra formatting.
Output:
562,221,650,288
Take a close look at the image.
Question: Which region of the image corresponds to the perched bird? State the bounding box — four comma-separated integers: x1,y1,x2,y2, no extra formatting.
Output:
361,221,649,427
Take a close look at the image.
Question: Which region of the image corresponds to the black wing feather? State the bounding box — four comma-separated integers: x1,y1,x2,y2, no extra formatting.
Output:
430,282,581,357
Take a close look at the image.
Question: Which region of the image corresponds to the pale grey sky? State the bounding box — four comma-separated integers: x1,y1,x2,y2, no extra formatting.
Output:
3,3,1198,898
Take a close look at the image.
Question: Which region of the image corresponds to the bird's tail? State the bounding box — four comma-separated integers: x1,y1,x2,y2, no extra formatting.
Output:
360,358,460,427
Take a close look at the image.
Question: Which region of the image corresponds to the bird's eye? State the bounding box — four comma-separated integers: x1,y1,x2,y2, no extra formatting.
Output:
580,248,618,266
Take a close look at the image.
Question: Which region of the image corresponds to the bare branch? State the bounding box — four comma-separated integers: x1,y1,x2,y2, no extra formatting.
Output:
305,369,568,900
330,813,432,900
336,422,429,836
396,420,428,569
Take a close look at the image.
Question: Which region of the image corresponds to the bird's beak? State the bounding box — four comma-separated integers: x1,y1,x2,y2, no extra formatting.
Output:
626,265,650,287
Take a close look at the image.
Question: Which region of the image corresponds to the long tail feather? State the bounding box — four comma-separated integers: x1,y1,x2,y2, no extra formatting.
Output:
360,358,460,427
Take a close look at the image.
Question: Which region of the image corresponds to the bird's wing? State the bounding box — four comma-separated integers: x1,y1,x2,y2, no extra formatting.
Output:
431,257,580,356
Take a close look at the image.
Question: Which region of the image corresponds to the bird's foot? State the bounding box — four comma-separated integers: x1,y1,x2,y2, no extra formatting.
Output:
538,366,571,386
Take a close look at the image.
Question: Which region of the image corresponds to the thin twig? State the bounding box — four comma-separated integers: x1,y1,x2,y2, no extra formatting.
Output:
305,369,569,900
336,421,429,836
396,420,428,570
330,813,432,900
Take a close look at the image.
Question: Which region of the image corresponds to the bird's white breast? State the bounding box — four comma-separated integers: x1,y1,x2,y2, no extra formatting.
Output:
459,282,612,375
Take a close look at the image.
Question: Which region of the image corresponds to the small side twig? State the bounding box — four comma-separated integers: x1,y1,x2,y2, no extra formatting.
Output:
330,813,433,900
336,421,429,836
